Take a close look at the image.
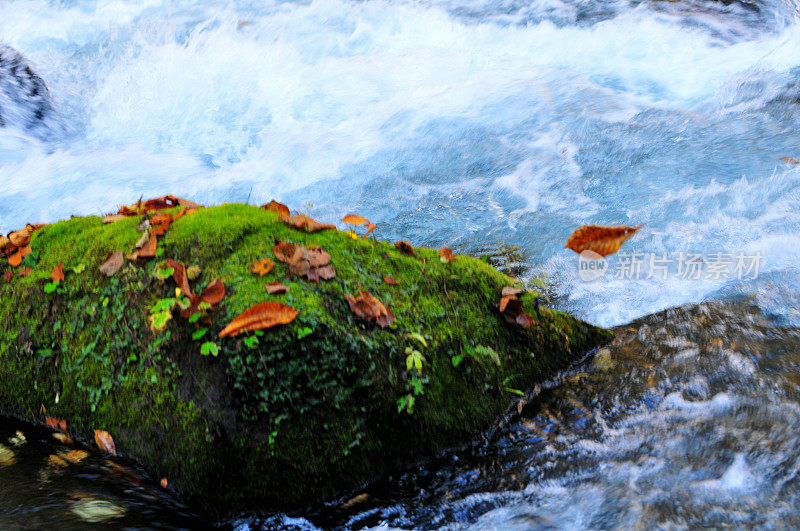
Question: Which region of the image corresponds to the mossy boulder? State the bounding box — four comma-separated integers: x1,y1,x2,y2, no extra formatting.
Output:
0,203,611,517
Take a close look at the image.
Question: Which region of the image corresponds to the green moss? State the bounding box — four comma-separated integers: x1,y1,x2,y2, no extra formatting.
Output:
0,203,611,516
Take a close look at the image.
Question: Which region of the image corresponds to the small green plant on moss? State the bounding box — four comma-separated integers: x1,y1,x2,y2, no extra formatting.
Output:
503,375,524,396
452,344,501,367
201,341,220,357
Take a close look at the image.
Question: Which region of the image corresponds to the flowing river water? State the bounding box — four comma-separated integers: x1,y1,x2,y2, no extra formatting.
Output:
1,0,800,528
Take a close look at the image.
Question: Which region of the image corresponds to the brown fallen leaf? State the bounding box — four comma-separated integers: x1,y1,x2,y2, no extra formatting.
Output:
99,250,124,277
8,249,23,267
340,493,369,509
438,247,456,263
251,257,274,276
308,264,336,282
165,259,192,296
284,214,336,233
46,417,67,432
219,301,298,338
502,286,523,297
564,224,641,257
288,246,311,277
47,454,68,469
50,263,65,282
265,281,289,294
395,240,417,257
17,267,32,277
52,432,74,446
59,449,88,465
307,247,331,268
9,229,30,248
94,430,117,456
200,278,225,305
780,156,799,164
119,195,201,216
262,199,290,218
3,270,12,283
133,231,157,259
0,235,8,250
273,242,298,263
345,291,395,328
383,275,398,285
102,214,126,224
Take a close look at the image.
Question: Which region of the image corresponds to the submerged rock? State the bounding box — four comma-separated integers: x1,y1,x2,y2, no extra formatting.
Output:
0,203,610,517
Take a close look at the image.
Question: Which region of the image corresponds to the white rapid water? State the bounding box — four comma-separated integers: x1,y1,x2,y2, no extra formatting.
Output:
0,0,799,327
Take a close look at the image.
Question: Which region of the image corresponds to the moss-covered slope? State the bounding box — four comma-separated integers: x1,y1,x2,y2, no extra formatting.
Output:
0,203,611,516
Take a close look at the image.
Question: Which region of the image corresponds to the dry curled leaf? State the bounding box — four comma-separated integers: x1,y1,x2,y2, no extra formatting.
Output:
564,224,641,257
345,291,395,328
251,258,274,277
307,264,336,281
9,229,30,248
383,276,398,285
284,214,336,233
99,250,124,277
219,301,298,338
395,240,417,257
200,278,225,306
165,259,192,296
364,223,377,237
51,263,65,282
342,214,370,226
502,286,523,297
130,231,157,259
265,281,289,294
273,242,297,264
262,200,290,218
438,247,455,263
307,247,331,268
94,430,117,456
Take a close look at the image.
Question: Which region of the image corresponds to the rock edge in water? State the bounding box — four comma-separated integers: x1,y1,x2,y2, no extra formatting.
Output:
0,203,611,517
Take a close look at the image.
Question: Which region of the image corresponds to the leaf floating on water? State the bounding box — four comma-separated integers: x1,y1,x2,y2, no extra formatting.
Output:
780,156,799,164
99,251,124,277
345,291,395,328
340,493,369,509
47,453,68,469
94,430,117,456
564,224,641,257
71,498,126,523
265,281,290,294
50,262,65,283
0,443,16,468
59,449,89,465
251,257,274,277
52,432,74,446
219,301,298,338
395,240,417,257
261,199,290,218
